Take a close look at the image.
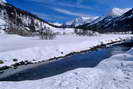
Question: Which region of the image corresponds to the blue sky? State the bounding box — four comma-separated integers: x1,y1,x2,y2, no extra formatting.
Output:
6,0,133,23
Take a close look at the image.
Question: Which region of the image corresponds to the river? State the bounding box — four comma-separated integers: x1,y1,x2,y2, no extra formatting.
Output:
1,40,133,81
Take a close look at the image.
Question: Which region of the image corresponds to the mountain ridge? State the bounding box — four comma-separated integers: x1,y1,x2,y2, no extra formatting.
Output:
77,8,133,33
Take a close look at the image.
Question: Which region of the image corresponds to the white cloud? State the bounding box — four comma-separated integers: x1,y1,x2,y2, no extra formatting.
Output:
57,2,93,10
53,8,89,17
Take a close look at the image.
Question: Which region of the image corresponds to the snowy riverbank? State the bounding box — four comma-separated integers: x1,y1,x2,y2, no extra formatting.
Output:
0,34,133,68
0,43,133,89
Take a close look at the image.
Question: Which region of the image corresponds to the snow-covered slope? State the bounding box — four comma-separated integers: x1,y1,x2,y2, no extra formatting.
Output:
108,8,131,16
88,16,105,25
1,46,133,89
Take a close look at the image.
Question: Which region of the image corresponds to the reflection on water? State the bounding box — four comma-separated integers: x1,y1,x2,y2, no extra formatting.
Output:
0,41,132,81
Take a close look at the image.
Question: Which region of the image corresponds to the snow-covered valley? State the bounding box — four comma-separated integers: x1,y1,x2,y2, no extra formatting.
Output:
0,0,133,89
0,33,132,68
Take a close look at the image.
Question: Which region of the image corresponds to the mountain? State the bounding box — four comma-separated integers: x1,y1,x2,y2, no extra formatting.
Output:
66,8,130,28
0,0,62,36
0,1,96,37
66,16,98,27
104,8,133,32
77,8,133,33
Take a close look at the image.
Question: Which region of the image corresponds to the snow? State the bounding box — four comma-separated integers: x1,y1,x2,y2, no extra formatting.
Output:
108,8,131,16
0,18,6,25
0,33,132,68
53,28,75,35
1,46,133,89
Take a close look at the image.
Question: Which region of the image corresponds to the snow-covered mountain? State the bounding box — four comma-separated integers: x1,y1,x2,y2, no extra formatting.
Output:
108,8,131,16
66,16,98,27
77,8,133,33
67,8,131,28
0,0,65,36
0,1,98,37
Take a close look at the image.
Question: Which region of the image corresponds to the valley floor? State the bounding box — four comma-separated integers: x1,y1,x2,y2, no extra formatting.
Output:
0,33,133,67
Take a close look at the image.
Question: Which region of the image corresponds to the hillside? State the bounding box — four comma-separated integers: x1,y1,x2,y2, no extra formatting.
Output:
0,1,65,36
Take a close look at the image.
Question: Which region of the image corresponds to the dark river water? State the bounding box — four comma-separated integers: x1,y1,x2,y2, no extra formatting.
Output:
1,40,133,81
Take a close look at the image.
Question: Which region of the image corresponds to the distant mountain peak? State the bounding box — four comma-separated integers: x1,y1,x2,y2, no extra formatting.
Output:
108,8,131,16
67,16,99,27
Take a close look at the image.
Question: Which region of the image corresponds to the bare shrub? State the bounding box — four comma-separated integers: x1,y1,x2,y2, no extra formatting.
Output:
39,26,56,40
